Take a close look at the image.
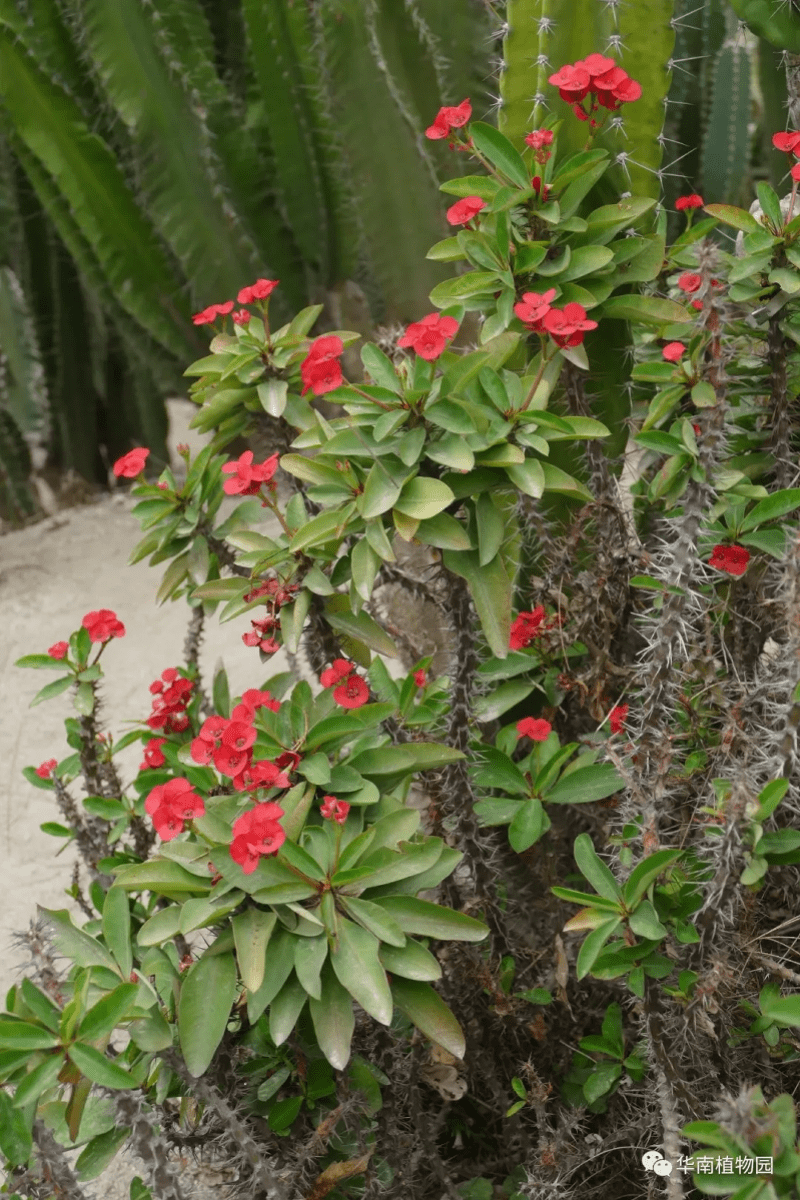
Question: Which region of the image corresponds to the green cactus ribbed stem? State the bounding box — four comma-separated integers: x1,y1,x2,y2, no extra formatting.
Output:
700,7,753,205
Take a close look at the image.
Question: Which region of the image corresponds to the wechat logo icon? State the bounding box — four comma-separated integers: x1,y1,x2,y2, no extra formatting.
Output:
642,1150,673,1176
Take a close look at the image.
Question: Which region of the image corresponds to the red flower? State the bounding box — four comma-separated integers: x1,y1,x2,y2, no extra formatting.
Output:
232,309,251,325
275,750,301,774
397,312,460,361
230,802,286,872
413,669,427,687
609,704,629,734
237,760,290,792
146,778,205,841
223,721,257,752
82,609,125,643
140,737,167,770
675,194,704,211
662,342,686,363
542,303,597,348
773,131,800,156
35,759,58,779
333,674,370,709
691,299,704,310
214,744,251,778
300,336,345,396
548,63,591,103
678,272,702,294
425,99,471,139
321,659,355,687
531,175,551,201
514,289,557,333
48,641,69,660
709,544,750,577
146,669,194,733
221,450,279,496
516,717,552,742
113,448,150,478
237,278,279,304
510,607,546,650
192,300,234,326
446,196,485,225
525,129,554,150
239,688,281,716
320,795,350,825
792,164,800,183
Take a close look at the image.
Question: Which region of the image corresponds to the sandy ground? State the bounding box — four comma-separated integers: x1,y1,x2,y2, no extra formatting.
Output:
0,401,290,1197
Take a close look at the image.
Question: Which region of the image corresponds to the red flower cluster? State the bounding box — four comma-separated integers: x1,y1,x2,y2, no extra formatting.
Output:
525,128,554,165
773,131,800,157
677,272,702,294
709,544,750,577
82,610,125,643
662,342,685,363
146,777,205,841
398,312,460,361
516,717,552,742
242,615,281,655
514,291,597,348
609,704,629,735
113,448,149,478
140,737,167,770
35,759,58,779
230,801,286,873
147,667,194,733
320,795,350,824
413,669,427,687
320,659,370,709
425,99,472,140
48,641,69,660
221,450,280,497
192,300,234,326
301,336,345,396
446,196,485,226
510,607,546,650
190,697,288,793
549,54,641,120
232,309,251,326
675,194,704,211
237,278,279,304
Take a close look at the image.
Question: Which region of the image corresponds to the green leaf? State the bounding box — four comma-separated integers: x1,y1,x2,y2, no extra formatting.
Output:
190,578,249,601
137,905,182,946
361,344,402,394
394,476,455,520
740,488,800,532
390,978,465,1059
322,594,398,658
370,897,488,942
78,984,138,1043
339,896,406,948
128,1007,172,1052
12,1054,65,1110
574,834,622,902
468,123,530,190
102,888,132,979
442,549,512,659
39,908,119,974
414,512,472,551
628,899,667,941
331,919,393,1024
508,797,549,853
231,909,277,994
0,1019,60,1050
622,850,683,907
75,1127,132,1181
111,860,212,897
505,457,545,499
539,462,593,502
359,460,407,520
68,1043,136,1090
293,936,328,1001
379,938,441,981
309,962,355,1070
178,951,238,1076
761,995,800,1026
703,203,762,232
15,654,74,670
576,919,623,980
288,505,354,552
547,765,624,805
30,675,73,707
600,295,692,325
246,927,296,1023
